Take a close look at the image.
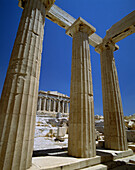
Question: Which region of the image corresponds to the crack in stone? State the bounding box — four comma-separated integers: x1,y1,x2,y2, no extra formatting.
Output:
31,30,39,36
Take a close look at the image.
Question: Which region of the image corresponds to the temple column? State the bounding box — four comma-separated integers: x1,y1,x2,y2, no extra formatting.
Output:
62,101,65,113
38,97,42,111
43,98,46,111
48,98,51,112
95,40,128,150
66,101,69,113
0,0,55,169
53,99,56,112
66,17,96,158
57,100,60,112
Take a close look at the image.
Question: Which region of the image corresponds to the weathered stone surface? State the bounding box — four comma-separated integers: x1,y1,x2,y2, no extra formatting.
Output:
66,17,96,158
57,127,67,137
128,145,135,152
105,10,135,43
0,0,55,169
28,156,101,170
126,130,135,142
95,40,128,151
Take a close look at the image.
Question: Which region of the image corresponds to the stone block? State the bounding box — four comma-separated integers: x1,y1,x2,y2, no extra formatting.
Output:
126,130,135,142
57,127,67,137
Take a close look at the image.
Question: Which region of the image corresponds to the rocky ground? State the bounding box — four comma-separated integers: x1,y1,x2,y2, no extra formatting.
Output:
34,113,135,150
34,115,68,150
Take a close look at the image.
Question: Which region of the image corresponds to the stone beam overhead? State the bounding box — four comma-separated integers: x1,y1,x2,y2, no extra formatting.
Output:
47,4,102,47
18,0,55,9
105,10,135,43
66,17,96,37
18,1,116,48
46,4,76,30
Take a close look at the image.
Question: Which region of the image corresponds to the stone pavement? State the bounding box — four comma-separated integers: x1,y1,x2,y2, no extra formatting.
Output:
27,147,135,170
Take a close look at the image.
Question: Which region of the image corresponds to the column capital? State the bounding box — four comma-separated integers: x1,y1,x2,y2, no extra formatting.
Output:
18,0,55,10
66,17,96,37
95,39,119,54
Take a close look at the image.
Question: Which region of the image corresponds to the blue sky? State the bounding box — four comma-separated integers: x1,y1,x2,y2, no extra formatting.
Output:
0,0,135,115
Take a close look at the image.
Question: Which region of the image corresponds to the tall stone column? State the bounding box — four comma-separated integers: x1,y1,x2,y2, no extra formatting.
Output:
53,99,56,112
65,101,67,113
48,98,51,112
0,0,55,170
62,101,65,113
66,101,69,113
66,17,96,158
57,100,60,112
38,97,42,111
95,40,128,150
43,98,46,111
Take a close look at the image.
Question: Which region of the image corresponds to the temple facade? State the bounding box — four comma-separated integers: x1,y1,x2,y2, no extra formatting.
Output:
37,91,70,116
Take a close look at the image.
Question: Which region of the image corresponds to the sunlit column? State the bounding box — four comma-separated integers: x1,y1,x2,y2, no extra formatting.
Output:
0,0,55,169
66,17,96,158
48,98,51,112
53,99,56,112
38,97,42,111
62,100,65,113
95,40,128,151
43,98,46,111
57,100,60,112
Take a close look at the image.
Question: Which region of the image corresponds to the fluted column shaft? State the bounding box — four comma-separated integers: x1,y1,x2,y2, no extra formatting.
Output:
43,98,46,111
57,100,60,112
48,98,51,112
65,102,69,113
62,101,65,113
38,97,42,111
0,0,46,169
66,17,96,158
67,102,70,113
53,100,56,112
100,41,128,150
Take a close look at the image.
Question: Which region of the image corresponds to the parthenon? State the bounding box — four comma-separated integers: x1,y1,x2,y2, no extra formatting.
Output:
0,0,135,170
37,90,70,115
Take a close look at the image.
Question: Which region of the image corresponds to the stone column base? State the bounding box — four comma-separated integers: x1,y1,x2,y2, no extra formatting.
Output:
27,155,101,170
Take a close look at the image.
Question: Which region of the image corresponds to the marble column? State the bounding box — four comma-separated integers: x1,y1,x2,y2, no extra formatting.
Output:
66,101,69,113
57,100,60,112
48,98,51,112
0,0,55,169
66,17,96,158
43,98,46,111
53,99,56,112
95,40,128,150
62,101,65,113
38,97,42,111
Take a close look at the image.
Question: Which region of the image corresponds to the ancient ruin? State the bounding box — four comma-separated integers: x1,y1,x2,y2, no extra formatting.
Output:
0,0,135,169
37,91,70,116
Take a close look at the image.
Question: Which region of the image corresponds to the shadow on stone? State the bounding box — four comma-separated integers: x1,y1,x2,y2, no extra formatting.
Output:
96,150,114,163
104,161,135,170
33,147,68,157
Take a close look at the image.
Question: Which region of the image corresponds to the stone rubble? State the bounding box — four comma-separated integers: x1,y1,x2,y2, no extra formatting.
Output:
34,114,135,150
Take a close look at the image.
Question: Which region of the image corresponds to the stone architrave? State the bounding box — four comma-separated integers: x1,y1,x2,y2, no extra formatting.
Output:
43,98,46,111
66,17,96,158
0,0,55,169
95,40,128,151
